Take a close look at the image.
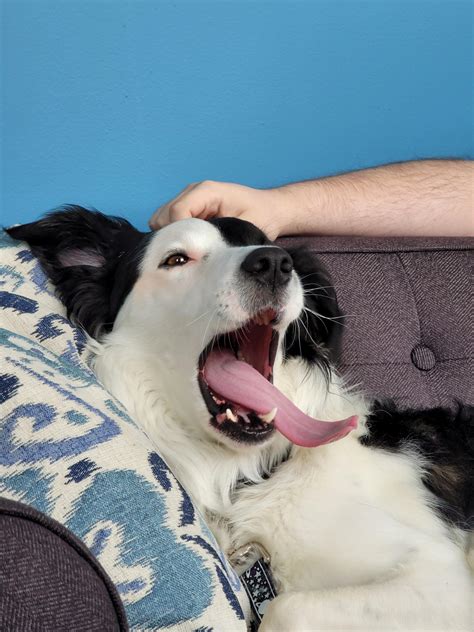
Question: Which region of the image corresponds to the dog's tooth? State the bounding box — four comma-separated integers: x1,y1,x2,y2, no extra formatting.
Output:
258,407,278,423
240,412,251,424
226,408,238,422
216,412,227,424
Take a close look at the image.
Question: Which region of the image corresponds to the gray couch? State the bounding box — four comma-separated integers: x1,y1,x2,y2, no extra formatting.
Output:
298,235,473,408
1,235,472,631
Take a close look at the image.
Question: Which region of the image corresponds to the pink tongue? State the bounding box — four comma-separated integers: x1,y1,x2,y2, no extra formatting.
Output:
203,350,357,447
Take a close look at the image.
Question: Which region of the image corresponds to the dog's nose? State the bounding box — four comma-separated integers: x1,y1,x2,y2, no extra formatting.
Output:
241,247,293,288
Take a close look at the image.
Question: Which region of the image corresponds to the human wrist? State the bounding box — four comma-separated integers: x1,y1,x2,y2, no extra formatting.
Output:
269,180,328,236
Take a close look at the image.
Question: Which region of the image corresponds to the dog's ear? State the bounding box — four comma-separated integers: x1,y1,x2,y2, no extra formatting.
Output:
6,205,148,337
284,246,343,365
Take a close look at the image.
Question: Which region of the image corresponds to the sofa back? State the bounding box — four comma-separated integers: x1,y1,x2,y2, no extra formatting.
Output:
280,236,474,409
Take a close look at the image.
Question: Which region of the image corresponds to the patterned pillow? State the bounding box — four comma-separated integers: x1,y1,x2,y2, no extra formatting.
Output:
0,230,249,631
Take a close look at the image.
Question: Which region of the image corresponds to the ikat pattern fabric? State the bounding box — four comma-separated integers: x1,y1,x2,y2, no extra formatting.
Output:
0,230,249,631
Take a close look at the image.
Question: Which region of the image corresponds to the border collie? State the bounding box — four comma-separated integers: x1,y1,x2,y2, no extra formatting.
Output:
8,207,473,631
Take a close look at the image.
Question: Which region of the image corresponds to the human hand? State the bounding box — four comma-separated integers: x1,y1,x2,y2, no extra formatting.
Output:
149,161,474,239
148,181,292,240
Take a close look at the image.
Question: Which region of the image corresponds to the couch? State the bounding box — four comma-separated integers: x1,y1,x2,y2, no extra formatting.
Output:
1,230,472,631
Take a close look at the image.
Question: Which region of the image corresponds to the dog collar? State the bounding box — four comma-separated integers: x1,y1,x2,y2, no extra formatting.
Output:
229,542,278,622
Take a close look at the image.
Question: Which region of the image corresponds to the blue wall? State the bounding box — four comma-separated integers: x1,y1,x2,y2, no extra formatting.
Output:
2,1,473,230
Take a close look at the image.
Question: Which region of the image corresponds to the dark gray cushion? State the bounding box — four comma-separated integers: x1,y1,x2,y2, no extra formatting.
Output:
0,497,128,632
280,236,473,409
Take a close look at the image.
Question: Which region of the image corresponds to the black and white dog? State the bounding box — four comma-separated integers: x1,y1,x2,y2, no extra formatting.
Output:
8,207,473,631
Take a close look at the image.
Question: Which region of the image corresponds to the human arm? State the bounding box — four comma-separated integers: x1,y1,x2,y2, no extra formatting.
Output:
149,160,474,238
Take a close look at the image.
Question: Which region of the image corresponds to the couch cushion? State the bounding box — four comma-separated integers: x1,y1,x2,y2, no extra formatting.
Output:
0,230,248,631
280,236,473,409
0,496,128,632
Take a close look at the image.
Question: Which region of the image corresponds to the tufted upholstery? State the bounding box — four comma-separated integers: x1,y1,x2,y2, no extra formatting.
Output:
280,235,474,409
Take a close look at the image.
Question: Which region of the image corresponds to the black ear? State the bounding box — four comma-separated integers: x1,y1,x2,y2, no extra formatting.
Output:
6,205,150,337
284,246,343,365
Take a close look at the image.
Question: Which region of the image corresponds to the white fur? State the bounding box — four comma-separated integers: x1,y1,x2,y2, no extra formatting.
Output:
89,220,472,631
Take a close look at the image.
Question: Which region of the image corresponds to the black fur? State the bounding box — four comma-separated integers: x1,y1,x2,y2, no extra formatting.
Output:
6,206,150,337
283,247,343,365
361,402,474,530
209,217,270,247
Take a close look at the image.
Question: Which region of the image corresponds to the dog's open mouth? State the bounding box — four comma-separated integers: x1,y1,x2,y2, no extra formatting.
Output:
199,308,279,444
199,308,359,447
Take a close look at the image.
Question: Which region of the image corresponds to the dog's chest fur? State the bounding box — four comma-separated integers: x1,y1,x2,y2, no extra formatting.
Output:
92,342,467,597
224,438,461,594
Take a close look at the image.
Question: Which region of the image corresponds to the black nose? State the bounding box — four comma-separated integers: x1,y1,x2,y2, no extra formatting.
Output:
241,247,293,289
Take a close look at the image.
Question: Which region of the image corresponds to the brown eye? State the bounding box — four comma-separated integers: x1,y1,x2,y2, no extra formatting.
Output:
161,253,190,268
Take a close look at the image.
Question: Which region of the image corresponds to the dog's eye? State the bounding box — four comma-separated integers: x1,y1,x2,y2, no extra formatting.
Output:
160,253,190,268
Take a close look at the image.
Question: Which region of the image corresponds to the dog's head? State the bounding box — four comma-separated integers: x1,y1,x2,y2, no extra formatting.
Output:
7,206,355,450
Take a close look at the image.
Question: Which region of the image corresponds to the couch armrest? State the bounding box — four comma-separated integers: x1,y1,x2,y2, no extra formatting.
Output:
0,496,128,631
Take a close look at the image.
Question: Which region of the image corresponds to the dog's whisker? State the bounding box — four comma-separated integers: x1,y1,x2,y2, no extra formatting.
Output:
301,283,335,290
185,309,213,328
200,307,219,352
302,290,338,302
295,317,303,358
303,306,350,325
299,313,322,349
302,307,329,335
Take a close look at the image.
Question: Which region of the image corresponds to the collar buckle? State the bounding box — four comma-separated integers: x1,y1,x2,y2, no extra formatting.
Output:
229,542,278,623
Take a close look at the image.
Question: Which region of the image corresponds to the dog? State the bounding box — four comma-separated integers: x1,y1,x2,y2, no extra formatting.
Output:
8,207,473,631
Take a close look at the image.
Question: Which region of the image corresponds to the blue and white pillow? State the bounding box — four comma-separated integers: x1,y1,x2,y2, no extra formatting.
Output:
0,230,249,631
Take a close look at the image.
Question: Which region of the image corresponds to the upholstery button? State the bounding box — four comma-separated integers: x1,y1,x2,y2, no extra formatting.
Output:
411,344,436,371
